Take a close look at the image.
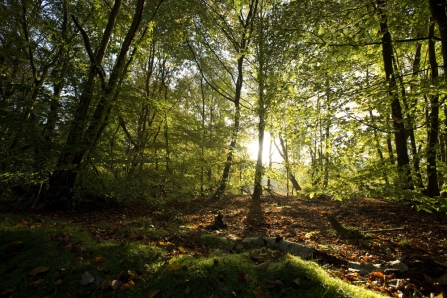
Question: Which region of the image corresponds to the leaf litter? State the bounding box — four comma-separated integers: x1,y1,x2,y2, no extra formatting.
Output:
2,195,447,297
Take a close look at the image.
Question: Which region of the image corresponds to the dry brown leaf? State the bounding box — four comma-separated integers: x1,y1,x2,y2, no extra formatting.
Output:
184,286,191,294
255,261,270,270
370,271,384,279
293,278,301,286
128,270,139,280
147,289,160,298
53,279,62,286
93,256,106,263
121,280,135,291
31,279,45,288
0,287,17,297
10,241,23,247
111,280,122,290
253,287,269,298
101,278,111,290
29,266,49,276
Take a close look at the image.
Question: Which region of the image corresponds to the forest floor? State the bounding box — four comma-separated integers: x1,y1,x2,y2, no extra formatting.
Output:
1,194,447,297
177,195,447,296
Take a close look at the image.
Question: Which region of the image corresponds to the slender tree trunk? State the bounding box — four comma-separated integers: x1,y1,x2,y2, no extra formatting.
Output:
377,0,413,189
427,20,440,197
252,107,265,200
211,0,258,200
391,54,423,188
212,57,242,199
267,138,273,189
430,0,447,192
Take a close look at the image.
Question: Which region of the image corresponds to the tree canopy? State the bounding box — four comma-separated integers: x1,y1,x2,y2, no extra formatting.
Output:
1,0,447,211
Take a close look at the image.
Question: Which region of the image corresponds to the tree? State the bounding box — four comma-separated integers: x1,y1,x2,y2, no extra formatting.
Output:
47,0,150,204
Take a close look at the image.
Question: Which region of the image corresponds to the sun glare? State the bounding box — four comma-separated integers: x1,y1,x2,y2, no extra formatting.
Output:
247,132,283,163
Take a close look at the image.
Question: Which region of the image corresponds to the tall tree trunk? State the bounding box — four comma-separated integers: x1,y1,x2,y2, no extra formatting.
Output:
430,0,447,192
377,0,413,189
252,105,265,200
427,20,440,197
211,0,258,200
391,53,423,188
267,137,273,190
212,57,242,200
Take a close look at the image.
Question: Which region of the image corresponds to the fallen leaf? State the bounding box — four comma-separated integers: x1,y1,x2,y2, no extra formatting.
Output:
111,280,122,290
370,271,384,279
178,246,187,253
121,280,135,291
255,261,270,270
10,241,23,247
264,279,283,287
93,256,106,263
129,232,138,239
128,270,139,280
31,279,45,288
54,279,63,286
81,271,94,286
293,278,301,286
168,262,182,270
147,289,160,298
253,287,269,298
29,266,49,276
184,286,191,294
101,278,111,290
0,287,17,297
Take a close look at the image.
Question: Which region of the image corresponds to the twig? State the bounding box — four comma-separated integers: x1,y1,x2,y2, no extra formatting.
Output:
360,227,405,233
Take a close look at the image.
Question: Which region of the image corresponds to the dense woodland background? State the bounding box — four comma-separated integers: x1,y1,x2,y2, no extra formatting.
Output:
1,0,447,210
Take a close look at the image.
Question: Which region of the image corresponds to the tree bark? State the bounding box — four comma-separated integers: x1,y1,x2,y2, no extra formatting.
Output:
212,0,259,200
427,20,440,197
377,0,413,189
